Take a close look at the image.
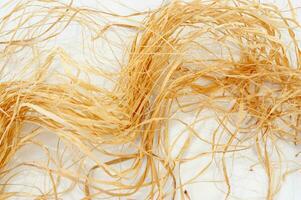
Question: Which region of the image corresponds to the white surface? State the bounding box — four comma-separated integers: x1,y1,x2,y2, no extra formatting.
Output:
2,0,301,199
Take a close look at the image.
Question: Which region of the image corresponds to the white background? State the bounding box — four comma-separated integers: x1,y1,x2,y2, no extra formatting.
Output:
2,0,301,199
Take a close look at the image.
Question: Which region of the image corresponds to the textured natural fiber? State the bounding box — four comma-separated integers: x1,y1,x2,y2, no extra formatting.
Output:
0,0,301,199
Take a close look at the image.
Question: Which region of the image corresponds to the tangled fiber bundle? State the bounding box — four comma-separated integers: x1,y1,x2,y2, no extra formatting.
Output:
0,0,301,199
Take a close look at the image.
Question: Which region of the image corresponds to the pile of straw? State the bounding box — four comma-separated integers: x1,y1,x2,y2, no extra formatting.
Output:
0,0,300,199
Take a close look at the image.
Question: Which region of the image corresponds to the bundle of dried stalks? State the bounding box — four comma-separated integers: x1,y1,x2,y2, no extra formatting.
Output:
0,0,300,199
